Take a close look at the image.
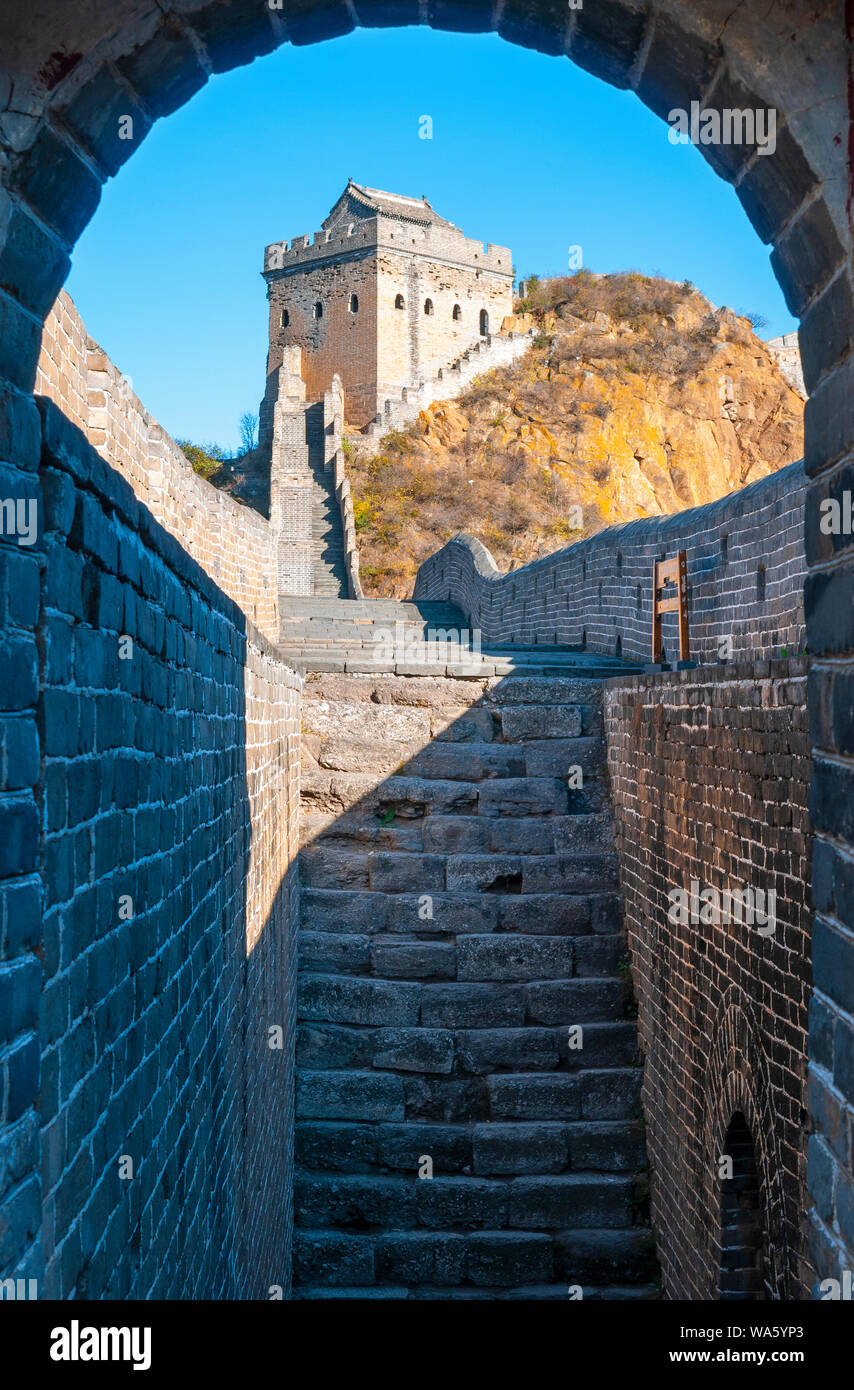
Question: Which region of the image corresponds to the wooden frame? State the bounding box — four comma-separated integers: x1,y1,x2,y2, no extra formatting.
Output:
652,549,689,664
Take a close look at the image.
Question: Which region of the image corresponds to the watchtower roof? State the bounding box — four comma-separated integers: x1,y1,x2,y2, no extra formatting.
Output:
322,179,457,231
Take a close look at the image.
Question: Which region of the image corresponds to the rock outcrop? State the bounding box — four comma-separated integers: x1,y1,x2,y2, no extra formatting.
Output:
347,274,804,596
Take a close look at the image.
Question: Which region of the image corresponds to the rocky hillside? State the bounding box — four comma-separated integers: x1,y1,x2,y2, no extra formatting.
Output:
347,272,804,597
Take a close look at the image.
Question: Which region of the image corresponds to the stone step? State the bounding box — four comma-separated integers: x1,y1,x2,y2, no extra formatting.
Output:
296,973,637,1039
279,650,635,678
302,811,614,855
299,770,609,820
292,1173,637,1232
299,840,620,892
281,597,467,621
299,887,623,940
296,1017,640,1070
293,1229,656,1291
294,1119,645,1175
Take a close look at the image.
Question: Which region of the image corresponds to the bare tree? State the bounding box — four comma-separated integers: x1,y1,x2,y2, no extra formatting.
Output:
238,410,258,455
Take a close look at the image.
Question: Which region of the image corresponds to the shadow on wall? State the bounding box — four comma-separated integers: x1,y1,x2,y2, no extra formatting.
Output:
24,398,300,1299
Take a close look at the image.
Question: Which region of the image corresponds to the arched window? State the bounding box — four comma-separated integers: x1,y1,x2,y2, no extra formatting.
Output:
424,298,434,316
349,293,359,313
280,308,289,328
394,294,405,310
479,309,489,335
718,1113,767,1299
452,304,462,320
314,301,323,319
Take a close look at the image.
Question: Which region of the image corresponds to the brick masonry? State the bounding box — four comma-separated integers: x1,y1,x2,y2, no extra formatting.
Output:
0,395,302,1297
603,662,812,1299
36,292,280,643
414,460,807,666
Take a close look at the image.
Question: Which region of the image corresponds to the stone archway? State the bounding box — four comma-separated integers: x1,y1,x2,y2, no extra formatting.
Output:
0,0,851,1294
702,991,789,1300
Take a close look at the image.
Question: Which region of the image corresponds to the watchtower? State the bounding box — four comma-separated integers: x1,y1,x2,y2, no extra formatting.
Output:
260,180,515,434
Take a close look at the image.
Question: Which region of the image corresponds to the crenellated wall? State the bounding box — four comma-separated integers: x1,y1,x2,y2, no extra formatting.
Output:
414,461,807,666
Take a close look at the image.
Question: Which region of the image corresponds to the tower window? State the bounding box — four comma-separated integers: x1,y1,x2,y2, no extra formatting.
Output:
349,294,359,313
479,309,489,335
452,304,462,321
394,294,405,310
314,301,323,319
424,298,434,316
280,309,289,328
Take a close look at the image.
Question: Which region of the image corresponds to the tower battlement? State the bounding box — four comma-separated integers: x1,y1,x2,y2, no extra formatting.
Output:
264,215,512,279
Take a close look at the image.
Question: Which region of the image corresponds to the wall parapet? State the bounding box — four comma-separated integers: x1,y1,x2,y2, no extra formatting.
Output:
364,330,534,439
36,291,280,642
413,461,807,665
264,214,513,279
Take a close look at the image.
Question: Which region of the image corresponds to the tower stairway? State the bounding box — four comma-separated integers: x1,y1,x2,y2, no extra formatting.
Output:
304,402,349,598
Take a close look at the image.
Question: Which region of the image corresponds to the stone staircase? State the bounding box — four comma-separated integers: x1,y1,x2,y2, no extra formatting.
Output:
305,402,349,598
363,330,534,440
278,597,641,679
292,660,658,1299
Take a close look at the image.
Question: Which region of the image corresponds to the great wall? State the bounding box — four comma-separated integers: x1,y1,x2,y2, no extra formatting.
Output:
0,0,852,1312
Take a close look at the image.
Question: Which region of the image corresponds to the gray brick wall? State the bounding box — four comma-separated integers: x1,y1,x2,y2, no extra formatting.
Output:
604,662,812,1299
414,462,806,666
0,386,44,1292
26,398,301,1298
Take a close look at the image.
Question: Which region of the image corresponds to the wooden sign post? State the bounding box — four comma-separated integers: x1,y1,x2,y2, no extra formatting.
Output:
652,549,689,665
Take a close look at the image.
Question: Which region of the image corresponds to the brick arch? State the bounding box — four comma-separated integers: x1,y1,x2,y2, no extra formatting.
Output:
701,990,789,1300
0,1,848,402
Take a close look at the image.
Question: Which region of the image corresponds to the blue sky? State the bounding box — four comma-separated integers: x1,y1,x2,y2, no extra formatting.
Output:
66,27,796,453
